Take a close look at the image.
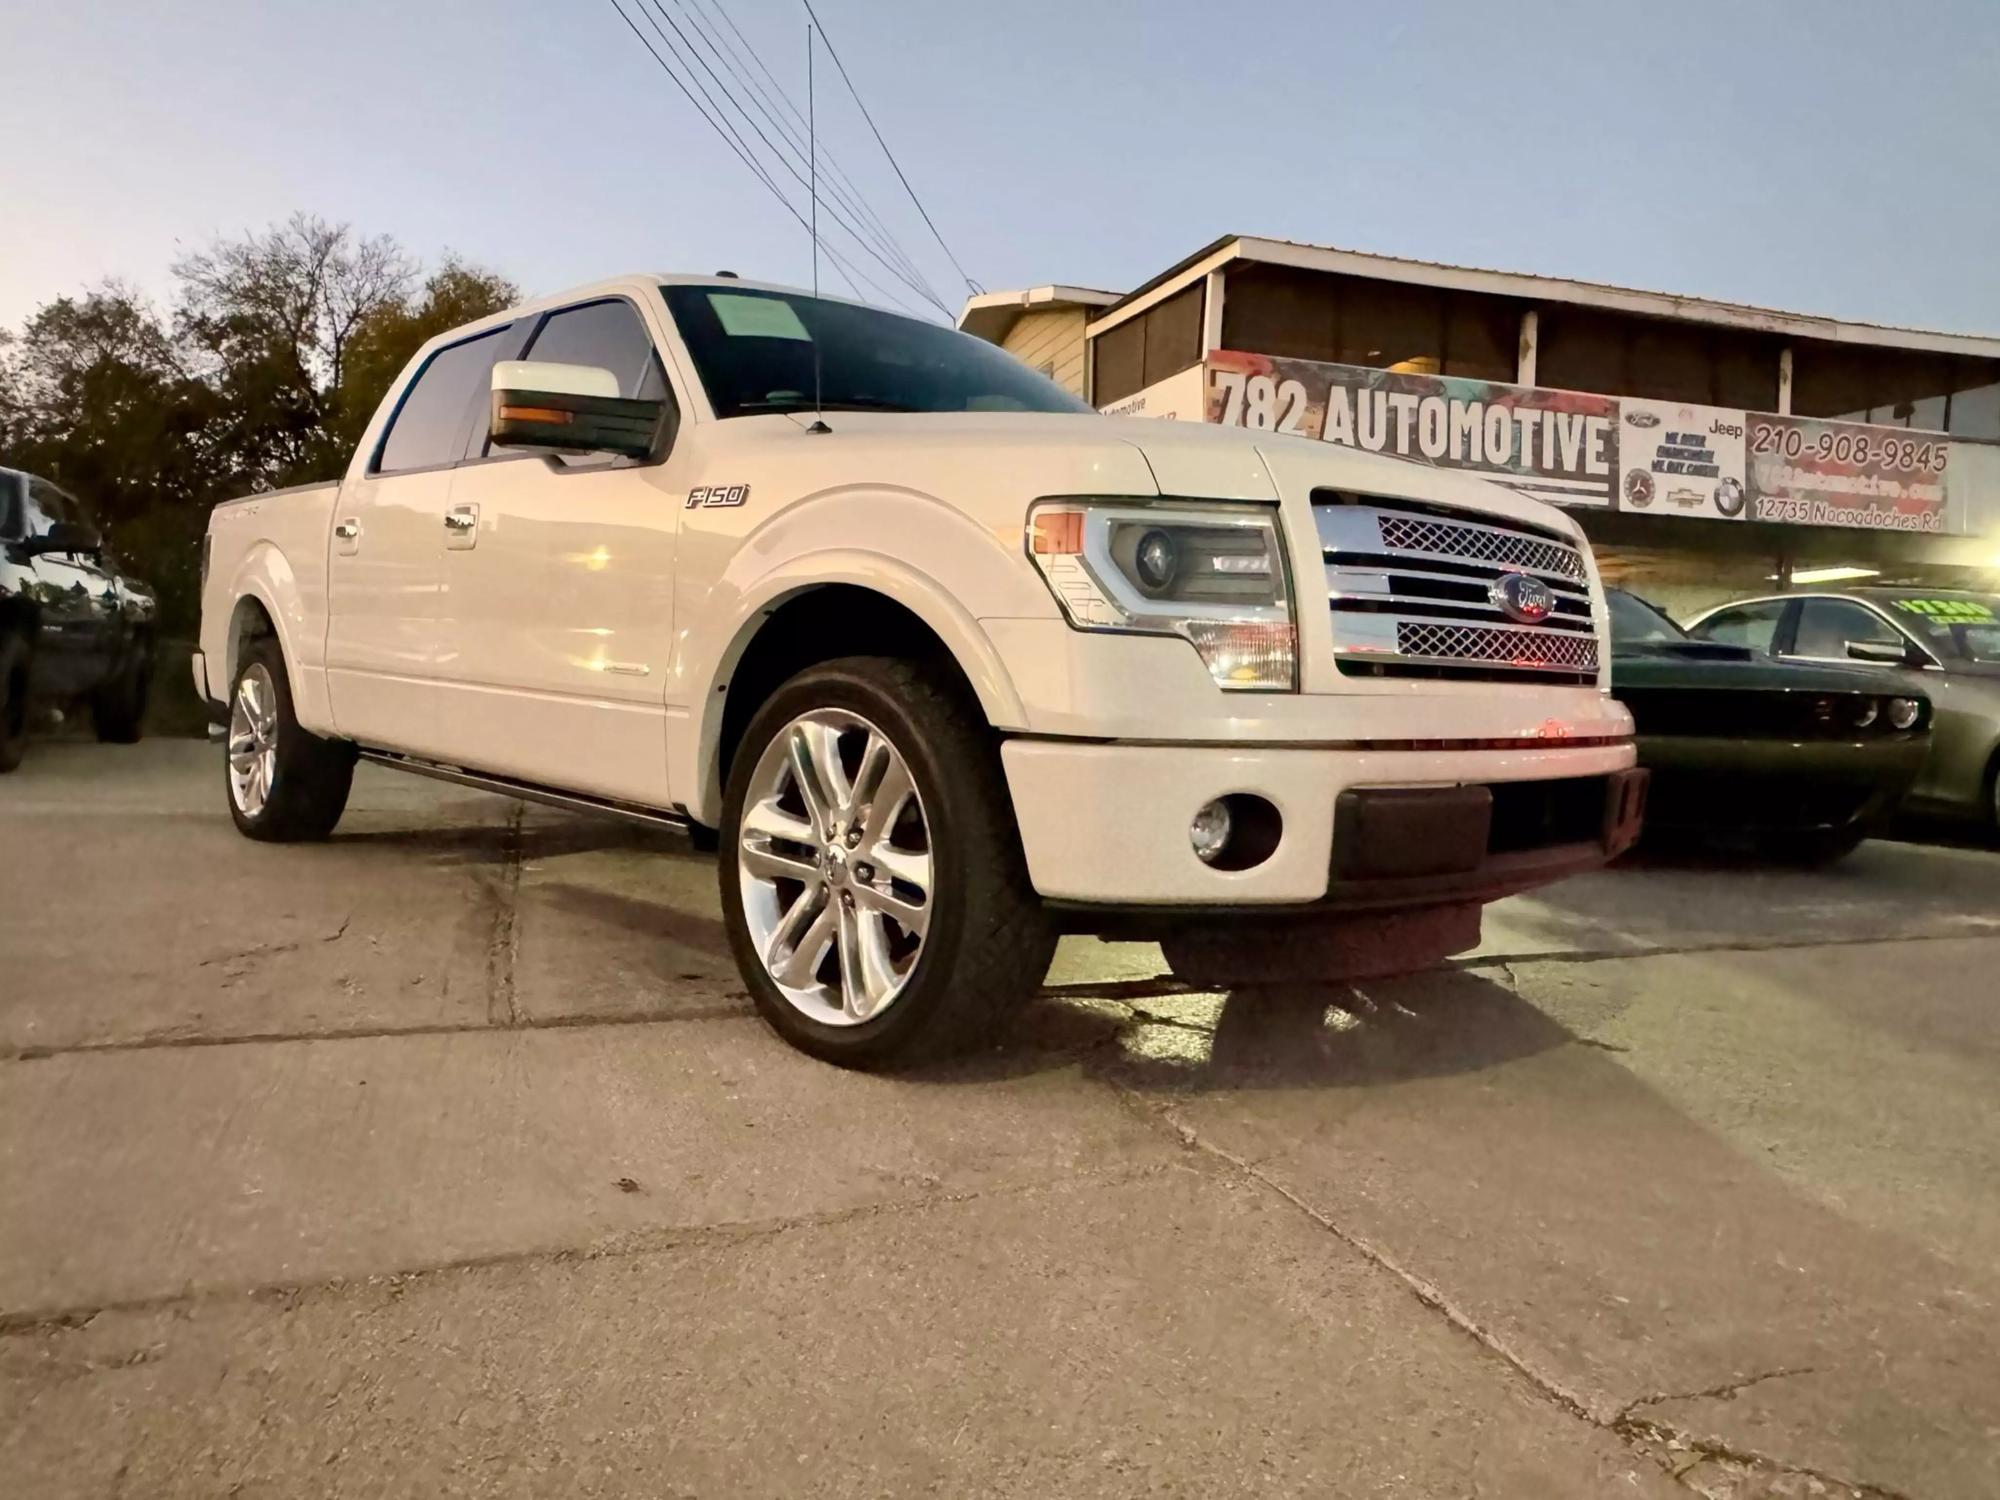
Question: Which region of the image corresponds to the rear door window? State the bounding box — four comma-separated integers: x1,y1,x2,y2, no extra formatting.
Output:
375,326,514,475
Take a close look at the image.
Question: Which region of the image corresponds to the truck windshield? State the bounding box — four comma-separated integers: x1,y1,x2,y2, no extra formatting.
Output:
661,285,1091,420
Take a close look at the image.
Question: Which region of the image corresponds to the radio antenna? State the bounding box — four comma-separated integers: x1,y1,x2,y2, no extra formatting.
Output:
805,19,829,434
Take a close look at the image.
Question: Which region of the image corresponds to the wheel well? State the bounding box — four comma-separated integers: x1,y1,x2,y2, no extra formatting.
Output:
716,586,984,792
227,596,279,690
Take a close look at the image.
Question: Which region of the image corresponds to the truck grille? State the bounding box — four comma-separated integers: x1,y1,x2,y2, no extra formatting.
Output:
1316,495,1601,684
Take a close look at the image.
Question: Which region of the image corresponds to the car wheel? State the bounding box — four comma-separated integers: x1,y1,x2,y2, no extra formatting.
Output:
0,631,30,774
718,655,1055,1069
226,638,357,842
1763,826,1868,866
91,639,151,744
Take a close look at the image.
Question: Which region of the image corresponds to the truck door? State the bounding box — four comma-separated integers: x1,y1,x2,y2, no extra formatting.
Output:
429,296,685,807
324,322,523,756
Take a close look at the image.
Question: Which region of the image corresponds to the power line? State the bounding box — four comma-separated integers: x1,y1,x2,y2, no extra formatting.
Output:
677,0,932,296
605,0,936,318
633,0,951,315
799,0,982,296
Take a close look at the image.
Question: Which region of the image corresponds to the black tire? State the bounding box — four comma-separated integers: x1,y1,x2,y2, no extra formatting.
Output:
0,631,31,774
91,639,151,744
226,638,357,842
1762,825,1868,866
718,655,1055,1069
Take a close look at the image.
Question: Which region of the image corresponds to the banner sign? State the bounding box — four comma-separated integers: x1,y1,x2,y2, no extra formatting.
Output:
1206,350,1617,508
1196,349,1963,534
1098,364,1206,422
1744,414,1951,533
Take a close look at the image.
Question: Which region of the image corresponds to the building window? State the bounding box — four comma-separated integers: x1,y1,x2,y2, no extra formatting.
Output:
1791,341,2000,438
1536,307,1781,410
1090,283,1204,406
1216,264,1519,383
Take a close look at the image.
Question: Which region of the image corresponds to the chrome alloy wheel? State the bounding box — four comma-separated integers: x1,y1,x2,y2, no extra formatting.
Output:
228,663,279,817
737,708,932,1025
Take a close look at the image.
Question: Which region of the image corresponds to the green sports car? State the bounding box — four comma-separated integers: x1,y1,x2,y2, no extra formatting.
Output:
1607,589,1932,862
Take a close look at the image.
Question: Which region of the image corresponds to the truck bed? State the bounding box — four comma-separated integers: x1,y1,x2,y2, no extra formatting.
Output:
197,480,339,715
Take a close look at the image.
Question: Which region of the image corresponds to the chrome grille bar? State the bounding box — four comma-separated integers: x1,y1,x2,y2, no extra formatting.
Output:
1316,499,1601,682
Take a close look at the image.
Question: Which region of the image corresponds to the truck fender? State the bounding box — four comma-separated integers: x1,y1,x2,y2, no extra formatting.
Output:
222,543,331,731
677,494,1052,823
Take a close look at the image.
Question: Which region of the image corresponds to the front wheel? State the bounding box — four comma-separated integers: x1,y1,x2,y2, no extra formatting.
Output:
718,656,1055,1069
226,639,356,841
91,639,151,744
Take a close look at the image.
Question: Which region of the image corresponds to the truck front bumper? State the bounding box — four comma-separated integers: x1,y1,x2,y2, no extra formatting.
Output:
1000,737,1643,909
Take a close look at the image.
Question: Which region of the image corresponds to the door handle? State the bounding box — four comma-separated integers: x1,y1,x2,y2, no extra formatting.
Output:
334,519,360,540
444,504,479,550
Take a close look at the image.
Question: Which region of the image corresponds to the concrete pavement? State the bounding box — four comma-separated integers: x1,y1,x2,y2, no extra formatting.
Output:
4,739,1998,1497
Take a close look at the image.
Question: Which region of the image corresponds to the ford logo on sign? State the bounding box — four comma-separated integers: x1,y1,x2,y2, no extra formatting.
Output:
1489,572,1555,624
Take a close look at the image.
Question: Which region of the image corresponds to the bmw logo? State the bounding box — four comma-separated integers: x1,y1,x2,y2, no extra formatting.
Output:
1489,572,1555,624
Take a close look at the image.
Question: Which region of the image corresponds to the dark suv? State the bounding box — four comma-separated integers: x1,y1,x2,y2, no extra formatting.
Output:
1,466,159,772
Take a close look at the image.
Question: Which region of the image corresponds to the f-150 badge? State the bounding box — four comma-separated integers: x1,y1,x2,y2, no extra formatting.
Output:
687,484,750,509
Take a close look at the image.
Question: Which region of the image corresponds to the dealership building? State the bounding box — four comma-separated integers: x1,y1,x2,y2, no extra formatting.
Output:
958,236,2000,616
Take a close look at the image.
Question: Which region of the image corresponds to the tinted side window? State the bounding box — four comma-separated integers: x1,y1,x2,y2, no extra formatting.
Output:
1791,600,1902,659
24,477,80,535
1692,601,1786,653
376,327,512,475
0,473,22,539
520,300,665,401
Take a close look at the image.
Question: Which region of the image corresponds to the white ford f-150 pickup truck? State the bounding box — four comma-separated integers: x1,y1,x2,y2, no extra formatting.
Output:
197,274,1645,1066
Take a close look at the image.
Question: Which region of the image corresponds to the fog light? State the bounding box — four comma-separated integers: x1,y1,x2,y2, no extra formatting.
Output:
1850,697,1879,729
1190,800,1233,863
1888,697,1921,730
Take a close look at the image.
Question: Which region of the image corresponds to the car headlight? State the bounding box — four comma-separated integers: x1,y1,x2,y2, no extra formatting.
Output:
1850,697,1879,729
1027,499,1297,690
1887,696,1923,731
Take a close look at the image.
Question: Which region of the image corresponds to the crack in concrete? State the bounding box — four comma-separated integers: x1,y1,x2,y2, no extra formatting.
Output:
1115,1092,1907,1500
0,1161,1174,1339
0,1002,757,1063
1616,1364,1816,1417
484,804,525,1028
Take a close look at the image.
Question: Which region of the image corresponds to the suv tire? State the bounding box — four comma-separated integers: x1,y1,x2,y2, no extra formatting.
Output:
91,639,151,744
226,638,356,841
0,632,30,774
718,655,1055,1069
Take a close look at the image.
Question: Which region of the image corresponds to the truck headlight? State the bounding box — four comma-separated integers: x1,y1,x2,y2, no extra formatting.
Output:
1026,499,1297,691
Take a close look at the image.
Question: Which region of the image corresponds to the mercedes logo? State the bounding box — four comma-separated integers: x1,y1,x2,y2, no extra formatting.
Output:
1489,572,1556,625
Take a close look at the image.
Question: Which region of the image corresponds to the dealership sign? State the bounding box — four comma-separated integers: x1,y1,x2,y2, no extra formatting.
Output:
1178,350,1962,533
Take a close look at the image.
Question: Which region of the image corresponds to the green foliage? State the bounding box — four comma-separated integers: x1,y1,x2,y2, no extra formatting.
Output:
0,216,517,637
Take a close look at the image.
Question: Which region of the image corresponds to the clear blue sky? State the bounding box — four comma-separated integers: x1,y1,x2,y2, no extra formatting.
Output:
4,0,1998,334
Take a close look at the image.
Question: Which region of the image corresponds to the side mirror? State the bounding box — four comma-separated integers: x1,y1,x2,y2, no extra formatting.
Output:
1845,639,1918,666
25,520,101,558
489,361,660,459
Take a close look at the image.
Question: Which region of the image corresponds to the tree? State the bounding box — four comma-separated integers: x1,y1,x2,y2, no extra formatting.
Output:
2,217,515,644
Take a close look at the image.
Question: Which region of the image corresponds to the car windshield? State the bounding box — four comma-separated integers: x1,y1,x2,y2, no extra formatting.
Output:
1879,594,2000,664
1606,588,1689,645
661,285,1092,420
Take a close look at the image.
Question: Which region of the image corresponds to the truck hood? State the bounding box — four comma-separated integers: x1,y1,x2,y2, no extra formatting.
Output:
706,410,1587,539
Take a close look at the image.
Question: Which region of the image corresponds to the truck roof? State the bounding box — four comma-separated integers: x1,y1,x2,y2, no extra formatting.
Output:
439,272,899,349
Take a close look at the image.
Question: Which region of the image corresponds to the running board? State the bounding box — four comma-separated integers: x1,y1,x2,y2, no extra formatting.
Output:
357,750,694,834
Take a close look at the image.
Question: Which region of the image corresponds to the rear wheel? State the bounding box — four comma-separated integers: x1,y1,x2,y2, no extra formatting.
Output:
718,656,1055,1069
226,638,356,841
0,632,30,774
1762,825,1869,866
91,638,151,744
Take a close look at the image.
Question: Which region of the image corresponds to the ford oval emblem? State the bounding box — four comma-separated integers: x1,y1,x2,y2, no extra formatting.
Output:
1490,572,1555,624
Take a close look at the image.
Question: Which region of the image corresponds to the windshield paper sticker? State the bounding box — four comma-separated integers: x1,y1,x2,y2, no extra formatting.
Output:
1893,598,1995,621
